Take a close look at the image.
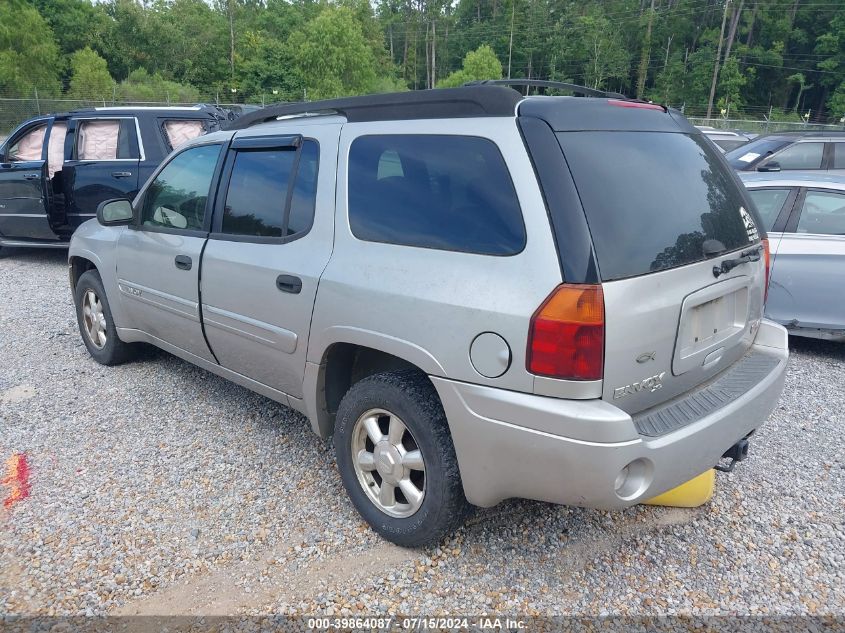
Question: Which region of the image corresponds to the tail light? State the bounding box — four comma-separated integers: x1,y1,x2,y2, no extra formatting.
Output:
527,284,605,381
762,238,771,303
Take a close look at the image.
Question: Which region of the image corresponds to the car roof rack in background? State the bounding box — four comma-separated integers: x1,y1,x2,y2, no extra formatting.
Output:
465,79,627,99
225,86,523,130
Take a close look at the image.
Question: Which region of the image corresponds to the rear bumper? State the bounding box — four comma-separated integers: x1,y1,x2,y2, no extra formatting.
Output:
432,319,789,509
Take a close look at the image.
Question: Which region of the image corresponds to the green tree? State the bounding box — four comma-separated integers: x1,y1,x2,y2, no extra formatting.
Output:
717,56,752,113
236,31,298,100
828,82,845,123
116,69,200,103
574,9,631,88
30,0,111,62
287,7,380,100
0,0,61,95
68,47,114,101
437,44,502,88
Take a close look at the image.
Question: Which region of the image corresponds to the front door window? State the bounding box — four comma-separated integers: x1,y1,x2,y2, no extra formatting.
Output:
8,125,46,162
140,144,222,231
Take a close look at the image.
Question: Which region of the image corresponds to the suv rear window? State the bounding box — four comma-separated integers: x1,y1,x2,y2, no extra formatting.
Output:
348,135,525,256
557,131,756,281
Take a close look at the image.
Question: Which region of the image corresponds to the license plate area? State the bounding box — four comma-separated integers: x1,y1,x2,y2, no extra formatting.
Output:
673,276,750,376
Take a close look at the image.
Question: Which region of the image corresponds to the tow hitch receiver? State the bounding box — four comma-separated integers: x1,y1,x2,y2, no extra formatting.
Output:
715,438,750,473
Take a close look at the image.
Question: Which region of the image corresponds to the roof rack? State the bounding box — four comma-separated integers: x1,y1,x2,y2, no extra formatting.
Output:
224,86,522,130
465,79,627,99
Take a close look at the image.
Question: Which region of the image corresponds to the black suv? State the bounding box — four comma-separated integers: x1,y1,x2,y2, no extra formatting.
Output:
0,105,231,250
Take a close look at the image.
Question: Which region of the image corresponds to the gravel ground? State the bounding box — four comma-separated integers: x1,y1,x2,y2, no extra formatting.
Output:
1,247,844,618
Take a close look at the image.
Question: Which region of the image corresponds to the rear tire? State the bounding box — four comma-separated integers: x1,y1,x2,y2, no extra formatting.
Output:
334,369,472,547
74,270,135,365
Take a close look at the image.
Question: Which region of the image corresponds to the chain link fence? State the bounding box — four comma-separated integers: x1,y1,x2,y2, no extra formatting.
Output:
680,117,843,134
4,91,845,139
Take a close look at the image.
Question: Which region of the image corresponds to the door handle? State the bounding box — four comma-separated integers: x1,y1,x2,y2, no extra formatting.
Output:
276,274,302,294
174,255,192,270
23,173,39,180
111,171,133,178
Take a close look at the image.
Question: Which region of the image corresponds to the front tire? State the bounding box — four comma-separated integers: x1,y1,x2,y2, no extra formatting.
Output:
74,270,135,365
334,370,472,547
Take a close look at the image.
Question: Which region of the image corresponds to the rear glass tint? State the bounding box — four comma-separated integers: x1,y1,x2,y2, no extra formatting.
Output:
557,131,757,281
348,135,525,256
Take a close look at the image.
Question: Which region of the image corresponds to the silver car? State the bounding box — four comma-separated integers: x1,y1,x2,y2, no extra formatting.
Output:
68,83,788,546
741,171,845,341
726,132,845,174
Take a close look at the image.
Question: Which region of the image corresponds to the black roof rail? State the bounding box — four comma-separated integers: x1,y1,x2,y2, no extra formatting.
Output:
225,86,523,130
465,79,627,99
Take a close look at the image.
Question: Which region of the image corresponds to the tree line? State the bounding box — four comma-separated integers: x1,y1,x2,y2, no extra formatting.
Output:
1,0,844,121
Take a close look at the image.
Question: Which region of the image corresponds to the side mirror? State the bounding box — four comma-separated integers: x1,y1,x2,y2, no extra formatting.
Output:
757,160,781,173
97,198,133,226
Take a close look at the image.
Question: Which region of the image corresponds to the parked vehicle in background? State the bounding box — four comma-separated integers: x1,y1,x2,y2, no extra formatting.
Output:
68,83,788,546
726,131,845,173
0,105,231,251
741,171,845,341
696,126,754,152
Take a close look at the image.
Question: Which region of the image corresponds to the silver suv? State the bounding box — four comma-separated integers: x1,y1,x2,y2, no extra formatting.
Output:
68,83,789,546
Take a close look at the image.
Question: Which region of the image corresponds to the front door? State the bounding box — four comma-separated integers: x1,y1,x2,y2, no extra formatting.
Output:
0,119,56,241
116,142,225,361
200,126,339,397
63,117,141,224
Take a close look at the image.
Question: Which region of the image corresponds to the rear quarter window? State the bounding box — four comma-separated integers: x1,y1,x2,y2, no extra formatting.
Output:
746,188,791,231
557,131,757,281
347,134,526,256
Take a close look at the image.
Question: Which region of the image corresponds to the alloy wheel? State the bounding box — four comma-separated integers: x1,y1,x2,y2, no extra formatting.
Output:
81,289,107,350
351,408,426,518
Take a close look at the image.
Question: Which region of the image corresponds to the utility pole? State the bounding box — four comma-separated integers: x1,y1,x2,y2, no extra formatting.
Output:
431,20,436,88
707,0,730,119
636,0,656,100
227,0,235,81
663,35,673,71
507,0,515,79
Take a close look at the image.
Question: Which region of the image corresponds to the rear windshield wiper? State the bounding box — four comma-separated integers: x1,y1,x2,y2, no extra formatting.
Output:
713,245,762,278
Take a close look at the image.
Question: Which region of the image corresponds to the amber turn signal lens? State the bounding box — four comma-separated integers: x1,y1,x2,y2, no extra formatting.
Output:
527,284,605,381
761,238,771,303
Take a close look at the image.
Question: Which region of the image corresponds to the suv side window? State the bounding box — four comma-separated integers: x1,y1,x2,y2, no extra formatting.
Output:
769,142,824,170
76,119,139,160
140,144,222,231
348,135,525,256
162,119,207,151
220,140,319,239
7,124,47,162
796,190,845,236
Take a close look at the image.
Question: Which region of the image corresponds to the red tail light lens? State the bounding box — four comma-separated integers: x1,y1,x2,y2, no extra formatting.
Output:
762,238,771,303
527,284,605,381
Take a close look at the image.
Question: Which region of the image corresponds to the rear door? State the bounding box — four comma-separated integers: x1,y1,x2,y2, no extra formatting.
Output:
767,187,845,331
0,119,56,241
200,125,338,397
63,117,141,221
555,129,767,415
116,142,226,361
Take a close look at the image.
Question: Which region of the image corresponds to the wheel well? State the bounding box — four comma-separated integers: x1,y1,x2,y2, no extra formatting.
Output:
321,344,422,428
69,256,97,289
